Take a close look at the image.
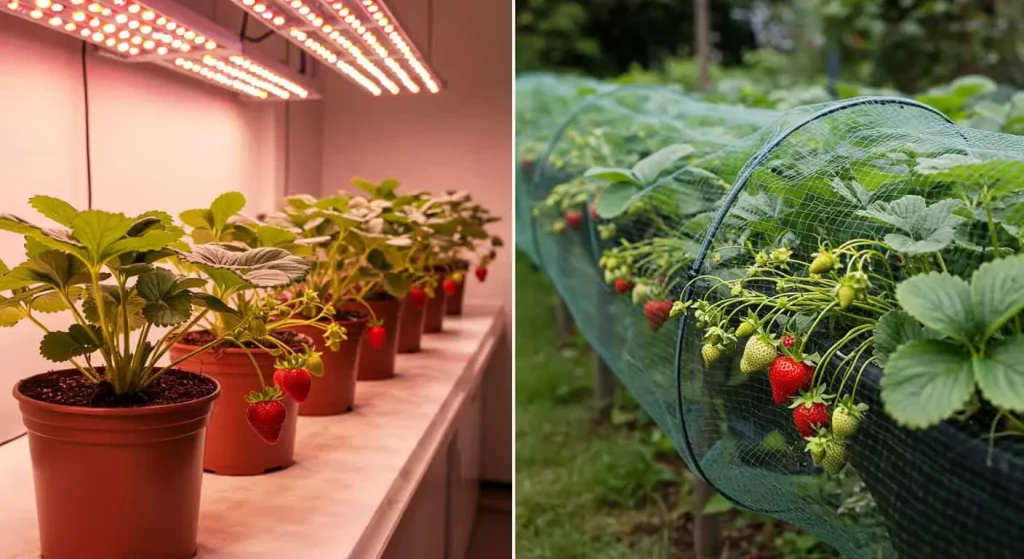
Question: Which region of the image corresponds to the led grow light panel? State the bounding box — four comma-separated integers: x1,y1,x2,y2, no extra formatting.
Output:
228,0,441,96
3,0,319,100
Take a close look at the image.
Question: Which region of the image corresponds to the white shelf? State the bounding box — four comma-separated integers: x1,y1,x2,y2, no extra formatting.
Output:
0,303,506,559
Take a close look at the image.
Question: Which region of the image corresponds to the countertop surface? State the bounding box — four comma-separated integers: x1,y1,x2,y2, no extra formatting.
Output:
0,303,506,559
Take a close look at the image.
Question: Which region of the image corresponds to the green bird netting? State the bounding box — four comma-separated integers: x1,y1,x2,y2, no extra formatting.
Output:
515,74,612,265
518,90,1024,559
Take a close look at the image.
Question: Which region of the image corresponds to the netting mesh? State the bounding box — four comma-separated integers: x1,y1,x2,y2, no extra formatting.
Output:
515,74,611,264
519,92,1024,559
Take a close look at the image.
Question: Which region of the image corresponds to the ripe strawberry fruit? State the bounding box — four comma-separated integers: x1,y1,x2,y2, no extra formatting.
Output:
614,278,634,295
768,356,813,405
589,204,599,221
565,210,583,231
790,389,831,437
409,287,428,308
367,324,386,350
246,400,287,445
644,299,673,332
475,267,488,282
273,368,312,403
443,278,459,296
740,336,775,374
781,335,795,348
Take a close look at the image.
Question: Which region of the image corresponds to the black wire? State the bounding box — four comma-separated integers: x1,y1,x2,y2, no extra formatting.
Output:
81,43,93,210
239,11,278,43
299,52,307,74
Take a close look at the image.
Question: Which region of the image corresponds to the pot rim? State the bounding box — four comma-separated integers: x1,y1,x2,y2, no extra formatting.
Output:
171,330,313,355
13,368,221,417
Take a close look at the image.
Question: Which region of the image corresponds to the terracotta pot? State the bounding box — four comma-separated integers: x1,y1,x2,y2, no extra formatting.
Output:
342,297,403,380
445,277,466,316
14,369,219,559
170,342,298,475
398,296,428,353
424,283,448,333
288,314,368,416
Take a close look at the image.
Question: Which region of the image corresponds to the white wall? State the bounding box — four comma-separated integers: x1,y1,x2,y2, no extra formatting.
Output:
0,10,310,440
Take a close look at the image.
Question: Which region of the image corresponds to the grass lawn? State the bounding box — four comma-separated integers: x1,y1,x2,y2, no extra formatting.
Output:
514,254,844,559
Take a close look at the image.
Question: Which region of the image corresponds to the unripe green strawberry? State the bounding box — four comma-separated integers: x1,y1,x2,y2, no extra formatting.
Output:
740,336,776,374
632,282,653,305
804,433,827,466
832,406,860,437
822,439,848,475
809,250,836,274
702,344,723,367
736,319,756,338
837,284,855,309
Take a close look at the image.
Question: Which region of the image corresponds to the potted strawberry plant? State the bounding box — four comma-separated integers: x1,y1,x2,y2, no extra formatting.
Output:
0,197,257,558
170,193,327,474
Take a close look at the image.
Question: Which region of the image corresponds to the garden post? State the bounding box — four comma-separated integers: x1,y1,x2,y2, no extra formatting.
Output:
555,295,575,349
693,480,723,558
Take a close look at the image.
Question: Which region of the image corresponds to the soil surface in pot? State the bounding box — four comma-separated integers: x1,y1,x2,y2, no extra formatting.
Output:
17,370,216,408
180,329,311,350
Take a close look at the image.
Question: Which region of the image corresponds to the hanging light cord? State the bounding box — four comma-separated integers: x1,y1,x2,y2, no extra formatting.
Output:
81,43,93,210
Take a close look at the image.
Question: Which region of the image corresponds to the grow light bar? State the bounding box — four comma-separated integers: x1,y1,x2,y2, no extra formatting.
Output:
227,0,441,96
3,0,319,100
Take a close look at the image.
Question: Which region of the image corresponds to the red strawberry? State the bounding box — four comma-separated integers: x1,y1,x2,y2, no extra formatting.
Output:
614,279,634,294
644,299,674,332
475,267,488,282
246,400,287,445
409,288,427,308
589,204,599,221
565,210,583,231
273,368,312,403
367,324,386,350
791,389,831,437
768,357,813,405
781,335,795,349
443,278,458,296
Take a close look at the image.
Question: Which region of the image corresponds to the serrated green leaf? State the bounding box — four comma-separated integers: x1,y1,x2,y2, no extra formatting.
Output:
382,272,409,298
881,339,975,429
584,167,639,185
180,208,213,230
595,182,636,219
874,309,934,366
191,292,239,315
857,196,964,255
970,255,1024,338
40,324,103,362
632,143,695,185
975,335,1024,413
142,291,191,326
71,210,134,264
0,306,23,326
174,277,207,292
31,287,84,314
896,272,977,342
177,245,308,288
210,192,246,230
29,196,79,227
254,225,296,248
135,268,178,303
103,229,180,261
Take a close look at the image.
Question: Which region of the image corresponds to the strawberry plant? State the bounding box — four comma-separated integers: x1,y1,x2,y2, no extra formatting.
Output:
0,196,269,397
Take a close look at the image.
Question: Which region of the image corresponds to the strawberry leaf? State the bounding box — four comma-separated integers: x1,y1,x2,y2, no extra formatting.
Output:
881,339,975,429
975,335,1024,413
895,272,977,342
40,324,103,362
970,255,1024,338
873,309,937,366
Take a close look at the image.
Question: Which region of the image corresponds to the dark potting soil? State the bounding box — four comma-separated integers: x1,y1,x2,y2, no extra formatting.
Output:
331,310,367,323
18,369,217,408
179,329,311,351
